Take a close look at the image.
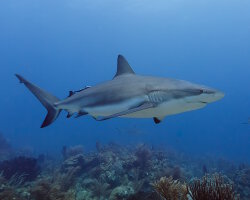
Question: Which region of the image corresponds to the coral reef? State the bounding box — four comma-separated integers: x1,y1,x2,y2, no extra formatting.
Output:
30,178,76,200
127,191,161,200
153,174,240,200
0,143,249,200
0,171,30,200
0,156,40,182
231,167,250,200
133,144,152,169
62,145,84,160
109,185,134,200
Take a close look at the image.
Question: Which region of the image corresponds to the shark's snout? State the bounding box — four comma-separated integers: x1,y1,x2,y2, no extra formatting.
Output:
212,90,225,101
201,88,224,103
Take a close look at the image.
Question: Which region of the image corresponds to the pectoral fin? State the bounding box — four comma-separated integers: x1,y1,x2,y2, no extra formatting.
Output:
95,102,155,121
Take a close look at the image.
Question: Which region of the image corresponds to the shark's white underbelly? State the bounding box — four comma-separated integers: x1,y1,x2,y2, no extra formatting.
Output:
124,99,206,118
84,97,206,118
84,97,146,117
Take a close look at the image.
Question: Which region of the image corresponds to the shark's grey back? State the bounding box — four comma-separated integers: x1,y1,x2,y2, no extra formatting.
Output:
57,72,197,110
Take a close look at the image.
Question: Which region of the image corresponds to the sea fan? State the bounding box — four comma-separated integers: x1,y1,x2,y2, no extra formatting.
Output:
188,173,240,200
152,176,188,200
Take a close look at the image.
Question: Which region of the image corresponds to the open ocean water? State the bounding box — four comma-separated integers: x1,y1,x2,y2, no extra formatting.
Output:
0,1,250,199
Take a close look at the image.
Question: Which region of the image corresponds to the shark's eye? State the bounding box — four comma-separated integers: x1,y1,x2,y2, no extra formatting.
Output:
200,89,209,94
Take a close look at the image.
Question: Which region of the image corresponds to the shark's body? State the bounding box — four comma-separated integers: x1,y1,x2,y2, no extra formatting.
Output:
16,55,224,128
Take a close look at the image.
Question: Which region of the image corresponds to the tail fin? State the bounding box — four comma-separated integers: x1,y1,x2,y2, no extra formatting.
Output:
15,74,61,128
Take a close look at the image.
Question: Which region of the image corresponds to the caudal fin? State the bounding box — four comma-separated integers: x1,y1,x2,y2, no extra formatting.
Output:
15,74,61,128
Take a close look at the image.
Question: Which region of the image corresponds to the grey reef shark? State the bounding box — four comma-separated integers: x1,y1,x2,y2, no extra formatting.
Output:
16,55,224,128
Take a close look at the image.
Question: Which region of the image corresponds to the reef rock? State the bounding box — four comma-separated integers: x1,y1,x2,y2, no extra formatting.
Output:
62,145,84,160
109,185,135,200
61,154,85,173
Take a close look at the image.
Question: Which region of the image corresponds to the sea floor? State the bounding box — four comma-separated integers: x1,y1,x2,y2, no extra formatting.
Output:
0,136,250,200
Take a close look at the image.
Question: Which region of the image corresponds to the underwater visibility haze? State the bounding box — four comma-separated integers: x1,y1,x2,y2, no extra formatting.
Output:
0,0,250,199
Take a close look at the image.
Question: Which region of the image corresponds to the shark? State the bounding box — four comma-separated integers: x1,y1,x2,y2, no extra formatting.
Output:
16,55,224,128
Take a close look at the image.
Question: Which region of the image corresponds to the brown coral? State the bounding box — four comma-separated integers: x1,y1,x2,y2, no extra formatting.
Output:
188,173,240,200
153,176,188,200
30,178,75,200
60,166,82,191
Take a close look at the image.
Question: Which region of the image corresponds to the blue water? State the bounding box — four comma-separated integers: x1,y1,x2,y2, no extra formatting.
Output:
0,0,249,162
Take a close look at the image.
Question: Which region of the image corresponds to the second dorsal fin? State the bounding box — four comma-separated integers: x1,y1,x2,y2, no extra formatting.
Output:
114,55,135,78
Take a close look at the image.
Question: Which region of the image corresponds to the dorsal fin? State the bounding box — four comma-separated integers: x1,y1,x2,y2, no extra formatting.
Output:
114,55,135,78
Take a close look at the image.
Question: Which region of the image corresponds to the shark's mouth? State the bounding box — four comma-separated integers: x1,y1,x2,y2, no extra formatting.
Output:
185,99,207,104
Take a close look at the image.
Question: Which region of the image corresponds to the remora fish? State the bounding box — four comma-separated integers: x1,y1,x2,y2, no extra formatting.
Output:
16,55,224,128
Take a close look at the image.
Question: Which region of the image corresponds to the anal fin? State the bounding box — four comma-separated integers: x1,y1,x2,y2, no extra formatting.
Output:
67,112,74,118
75,111,88,118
